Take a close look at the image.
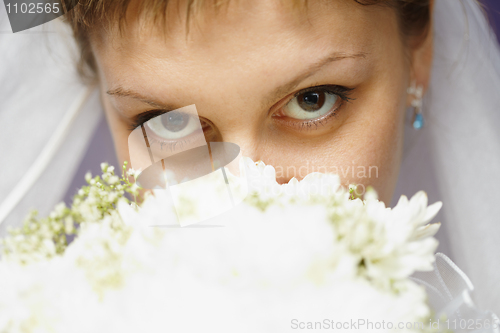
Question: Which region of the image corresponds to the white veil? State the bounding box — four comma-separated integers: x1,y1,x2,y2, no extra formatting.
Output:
0,0,499,316
0,6,102,234
393,0,500,314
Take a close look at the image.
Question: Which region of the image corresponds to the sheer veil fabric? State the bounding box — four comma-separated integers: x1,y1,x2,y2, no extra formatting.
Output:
392,0,500,314
0,0,499,315
0,5,102,235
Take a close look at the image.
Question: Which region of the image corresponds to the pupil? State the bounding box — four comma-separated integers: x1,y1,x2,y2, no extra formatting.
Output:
304,93,319,104
298,91,325,112
161,112,189,132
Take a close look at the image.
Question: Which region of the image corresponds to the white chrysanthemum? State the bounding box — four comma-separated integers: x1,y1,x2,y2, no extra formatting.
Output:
0,158,443,333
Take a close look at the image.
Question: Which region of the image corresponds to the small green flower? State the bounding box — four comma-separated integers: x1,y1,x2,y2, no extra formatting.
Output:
0,162,140,264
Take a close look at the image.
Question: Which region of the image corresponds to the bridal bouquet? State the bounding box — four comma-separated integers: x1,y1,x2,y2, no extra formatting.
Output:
0,158,447,332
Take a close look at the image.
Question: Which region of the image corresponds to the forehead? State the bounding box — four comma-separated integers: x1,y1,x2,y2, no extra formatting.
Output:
92,0,398,102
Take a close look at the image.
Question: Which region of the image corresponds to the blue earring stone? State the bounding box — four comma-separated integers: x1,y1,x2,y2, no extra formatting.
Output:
413,113,424,129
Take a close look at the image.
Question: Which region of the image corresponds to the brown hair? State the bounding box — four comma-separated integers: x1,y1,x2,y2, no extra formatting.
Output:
62,0,431,82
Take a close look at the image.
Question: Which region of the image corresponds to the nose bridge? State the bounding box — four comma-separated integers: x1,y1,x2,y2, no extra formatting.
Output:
217,126,262,162
192,78,268,162
196,97,266,163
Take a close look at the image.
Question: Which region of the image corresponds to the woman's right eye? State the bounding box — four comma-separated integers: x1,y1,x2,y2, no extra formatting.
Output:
146,111,200,140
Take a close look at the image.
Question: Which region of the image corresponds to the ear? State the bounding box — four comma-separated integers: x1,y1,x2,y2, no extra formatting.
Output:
407,0,434,107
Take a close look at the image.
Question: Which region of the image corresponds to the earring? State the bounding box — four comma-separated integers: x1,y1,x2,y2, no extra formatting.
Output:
407,81,424,129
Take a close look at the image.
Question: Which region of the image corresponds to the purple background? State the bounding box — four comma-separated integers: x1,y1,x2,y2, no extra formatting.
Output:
481,0,500,44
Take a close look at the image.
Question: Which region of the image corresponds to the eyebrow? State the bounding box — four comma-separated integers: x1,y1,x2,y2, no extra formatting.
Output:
260,51,367,109
106,87,174,109
107,51,367,111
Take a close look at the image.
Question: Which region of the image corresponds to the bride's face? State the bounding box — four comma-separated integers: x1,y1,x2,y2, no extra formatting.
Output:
91,0,432,203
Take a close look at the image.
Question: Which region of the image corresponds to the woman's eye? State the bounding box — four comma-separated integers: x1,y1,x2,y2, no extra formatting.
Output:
146,111,200,139
283,90,340,120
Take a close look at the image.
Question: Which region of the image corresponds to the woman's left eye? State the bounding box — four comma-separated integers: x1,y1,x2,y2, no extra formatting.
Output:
281,88,342,120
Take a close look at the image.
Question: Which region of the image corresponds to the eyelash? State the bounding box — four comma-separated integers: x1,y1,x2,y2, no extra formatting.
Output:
293,84,354,102
129,110,167,131
128,84,355,131
147,137,190,152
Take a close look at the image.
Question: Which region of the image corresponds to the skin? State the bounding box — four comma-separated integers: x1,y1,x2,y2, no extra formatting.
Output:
91,0,434,204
